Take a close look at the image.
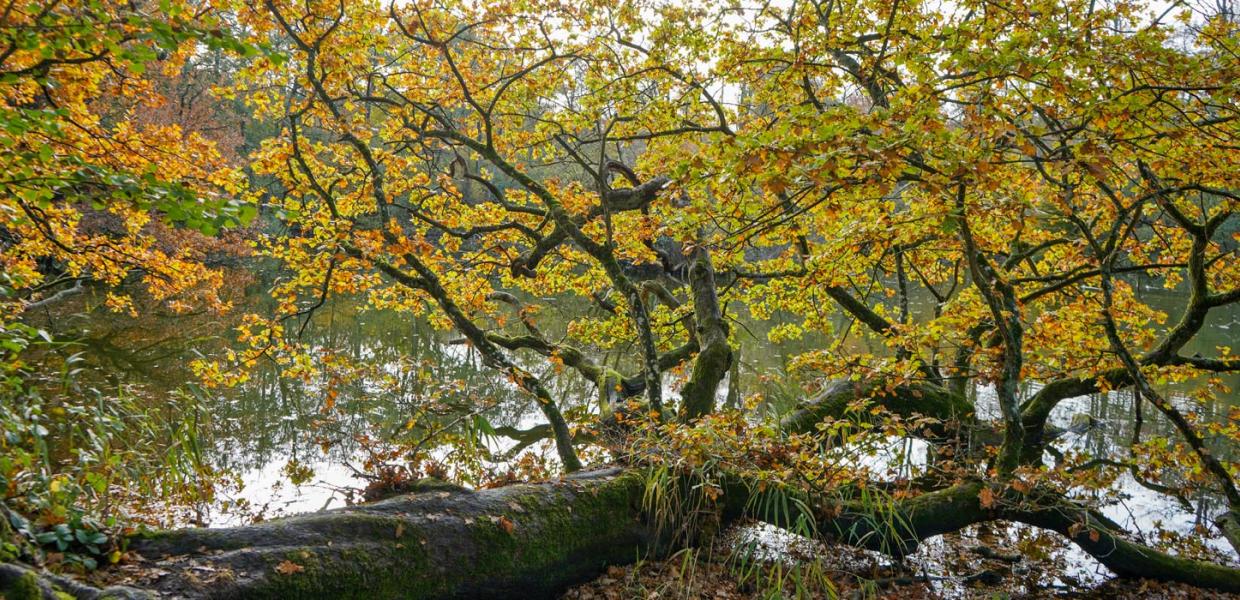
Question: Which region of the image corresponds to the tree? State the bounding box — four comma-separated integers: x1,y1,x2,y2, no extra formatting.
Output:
0,0,260,325
192,0,1239,591
0,0,272,575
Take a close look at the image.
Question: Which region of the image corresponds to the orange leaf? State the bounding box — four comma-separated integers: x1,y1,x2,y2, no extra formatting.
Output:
275,560,305,575
979,487,995,509
497,516,515,535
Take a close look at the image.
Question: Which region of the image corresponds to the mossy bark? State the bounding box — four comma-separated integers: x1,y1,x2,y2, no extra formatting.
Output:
4,468,657,600
596,368,624,414
679,246,732,420
725,477,1240,593
135,468,656,599
780,379,974,438
1219,510,1240,555
8,468,1240,597
0,562,143,600
1000,492,1240,592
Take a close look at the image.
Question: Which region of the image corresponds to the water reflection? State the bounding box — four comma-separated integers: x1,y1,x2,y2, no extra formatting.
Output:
23,262,1239,570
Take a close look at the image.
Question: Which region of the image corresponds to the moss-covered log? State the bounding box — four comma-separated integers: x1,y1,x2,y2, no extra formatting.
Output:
7,467,1240,598
1002,491,1240,592
1,561,155,600
2,468,657,600
726,478,1240,593
780,379,975,437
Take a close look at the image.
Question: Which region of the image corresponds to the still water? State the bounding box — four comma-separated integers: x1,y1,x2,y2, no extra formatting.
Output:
26,261,1239,586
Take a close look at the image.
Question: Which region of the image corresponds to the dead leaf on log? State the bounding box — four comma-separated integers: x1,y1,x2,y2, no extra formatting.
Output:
979,487,995,509
275,560,305,575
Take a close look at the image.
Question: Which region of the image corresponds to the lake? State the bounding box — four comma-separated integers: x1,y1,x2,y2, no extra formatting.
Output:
24,260,1239,588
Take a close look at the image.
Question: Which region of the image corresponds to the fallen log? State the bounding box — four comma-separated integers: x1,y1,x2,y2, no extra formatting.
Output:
780,379,1083,450
780,379,975,438
6,467,1240,598
2,468,658,599
725,478,1240,593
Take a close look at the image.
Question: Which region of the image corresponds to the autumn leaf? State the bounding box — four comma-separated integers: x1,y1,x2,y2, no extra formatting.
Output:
978,487,995,509
275,560,305,575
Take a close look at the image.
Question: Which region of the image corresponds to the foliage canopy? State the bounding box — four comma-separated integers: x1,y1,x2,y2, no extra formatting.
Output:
2,0,1240,591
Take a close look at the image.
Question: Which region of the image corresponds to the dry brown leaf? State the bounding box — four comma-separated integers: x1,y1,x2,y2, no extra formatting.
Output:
979,487,995,509
274,560,305,575
498,515,515,535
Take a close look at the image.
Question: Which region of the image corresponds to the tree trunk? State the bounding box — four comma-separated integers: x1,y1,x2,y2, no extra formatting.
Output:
679,246,732,420
781,379,974,438
724,478,1240,592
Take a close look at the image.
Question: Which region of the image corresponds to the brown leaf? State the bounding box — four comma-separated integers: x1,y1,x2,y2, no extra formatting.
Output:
395,523,405,538
978,487,995,509
498,515,515,535
275,560,305,575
